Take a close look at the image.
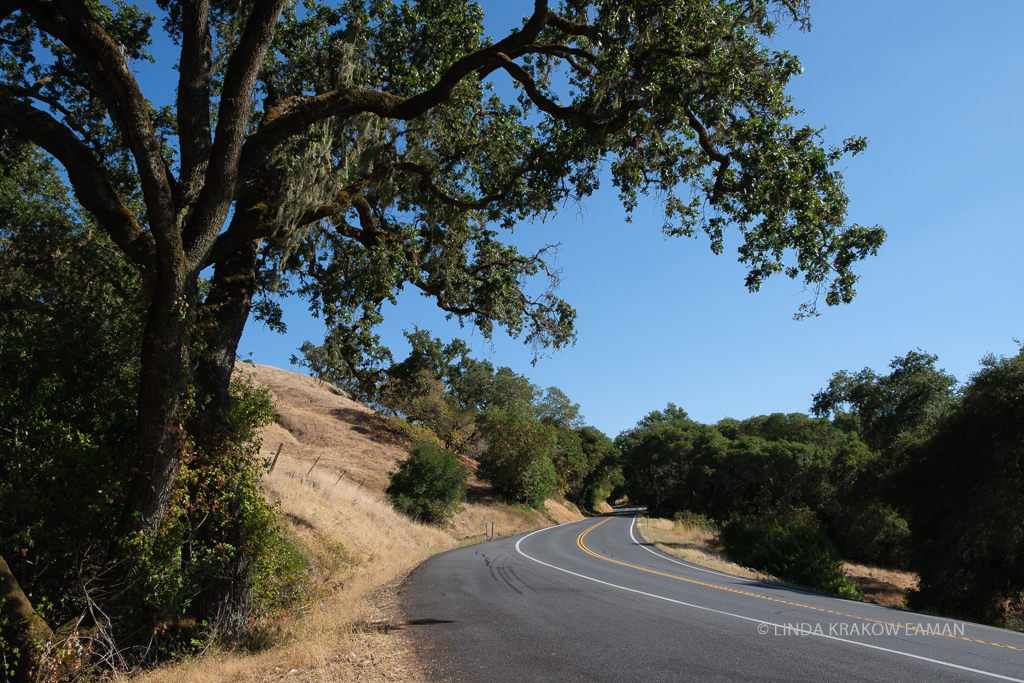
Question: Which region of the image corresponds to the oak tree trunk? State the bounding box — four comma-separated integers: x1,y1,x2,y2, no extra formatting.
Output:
0,554,53,683
126,271,191,535
194,240,261,423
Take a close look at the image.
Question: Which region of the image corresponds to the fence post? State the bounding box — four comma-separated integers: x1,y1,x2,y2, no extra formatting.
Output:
268,443,284,473
305,455,322,478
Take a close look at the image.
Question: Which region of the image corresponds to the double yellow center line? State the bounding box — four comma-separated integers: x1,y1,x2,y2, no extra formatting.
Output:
575,517,1022,653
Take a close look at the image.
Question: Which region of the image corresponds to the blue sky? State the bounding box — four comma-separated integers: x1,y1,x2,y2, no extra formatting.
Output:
236,0,1024,438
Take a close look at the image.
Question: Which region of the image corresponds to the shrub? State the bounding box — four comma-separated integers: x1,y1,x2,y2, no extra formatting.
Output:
674,510,716,533
721,517,861,600
386,443,468,524
834,503,911,569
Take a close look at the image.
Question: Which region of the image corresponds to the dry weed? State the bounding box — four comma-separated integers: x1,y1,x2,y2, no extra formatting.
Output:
843,562,918,609
637,518,775,583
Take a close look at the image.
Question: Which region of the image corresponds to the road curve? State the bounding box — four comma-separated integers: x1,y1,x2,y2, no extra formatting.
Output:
399,509,1024,682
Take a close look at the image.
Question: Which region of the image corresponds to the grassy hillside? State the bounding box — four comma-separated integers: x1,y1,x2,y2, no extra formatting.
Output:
137,363,583,683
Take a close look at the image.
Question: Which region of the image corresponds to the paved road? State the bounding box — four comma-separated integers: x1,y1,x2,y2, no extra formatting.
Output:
400,509,1024,682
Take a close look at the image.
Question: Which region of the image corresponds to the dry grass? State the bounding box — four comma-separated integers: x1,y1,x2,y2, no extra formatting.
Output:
134,363,582,683
137,457,454,683
637,518,774,582
638,517,920,608
843,562,918,609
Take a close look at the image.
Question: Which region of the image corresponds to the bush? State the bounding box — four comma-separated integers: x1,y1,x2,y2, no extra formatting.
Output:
386,443,468,524
721,517,862,600
834,503,911,569
674,510,716,533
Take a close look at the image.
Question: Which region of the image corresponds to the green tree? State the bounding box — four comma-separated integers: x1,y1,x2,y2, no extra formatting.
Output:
810,351,958,567
1,95,158,678
477,401,557,508
620,405,903,566
371,330,486,453
536,386,584,430
536,386,589,497
0,0,883,655
386,442,468,524
616,404,714,513
576,425,621,510
0,133,288,669
812,350,958,454
902,345,1024,624
0,133,142,676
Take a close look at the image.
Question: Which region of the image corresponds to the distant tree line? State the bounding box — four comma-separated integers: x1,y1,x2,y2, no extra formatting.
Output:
337,328,622,516
616,346,1024,627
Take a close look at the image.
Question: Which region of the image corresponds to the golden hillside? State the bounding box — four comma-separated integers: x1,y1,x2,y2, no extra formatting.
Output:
138,362,582,683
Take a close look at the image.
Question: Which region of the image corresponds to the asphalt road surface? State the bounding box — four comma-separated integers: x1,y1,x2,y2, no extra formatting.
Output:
399,508,1024,682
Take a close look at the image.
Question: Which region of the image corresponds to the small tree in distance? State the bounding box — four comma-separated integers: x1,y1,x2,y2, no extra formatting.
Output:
478,401,558,509
386,443,469,525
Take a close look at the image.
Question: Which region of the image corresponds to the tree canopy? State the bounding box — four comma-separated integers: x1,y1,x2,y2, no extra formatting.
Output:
812,350,958,453
1,0,882,524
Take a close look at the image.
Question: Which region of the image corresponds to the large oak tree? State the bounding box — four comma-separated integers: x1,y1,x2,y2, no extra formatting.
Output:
0,0,883,643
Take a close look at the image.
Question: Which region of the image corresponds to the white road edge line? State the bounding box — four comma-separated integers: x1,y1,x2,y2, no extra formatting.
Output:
628,517,756,581
514,523,1024,683
626,515,978,616
626,516,890,604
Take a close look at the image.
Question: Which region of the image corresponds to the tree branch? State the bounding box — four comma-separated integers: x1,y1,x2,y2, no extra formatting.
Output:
237,0,555,184
394,161,530,210
11,83,103,153
202,173,380,268
185,0,288,266
30,0,176,243
683,108,731,201
495,53,637,136
0,88,153,268
544,10,600,41
504,43,597,77
176,0,213,206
